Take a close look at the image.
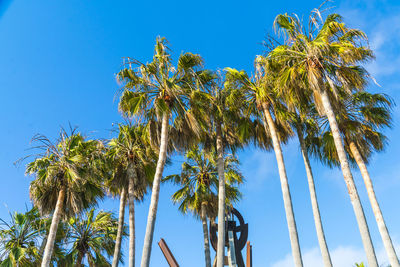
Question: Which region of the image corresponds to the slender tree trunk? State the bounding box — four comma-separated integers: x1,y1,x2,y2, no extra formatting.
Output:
112,187,128,267
296,125,332,267
128,167,136,267
320,90,378,267
201,203,212,267
263,104,303,267
141,113,169,267
76,251,84,267
349,141,400,267
216,122,226,267
39,236,47,257
41,185,66,267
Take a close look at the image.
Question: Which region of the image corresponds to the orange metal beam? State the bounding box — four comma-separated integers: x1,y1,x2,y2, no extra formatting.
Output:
158,238,179,267
246,241,252,267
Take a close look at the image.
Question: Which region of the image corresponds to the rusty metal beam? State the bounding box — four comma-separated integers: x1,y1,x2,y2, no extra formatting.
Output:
158,238,179,267
246,241,252,267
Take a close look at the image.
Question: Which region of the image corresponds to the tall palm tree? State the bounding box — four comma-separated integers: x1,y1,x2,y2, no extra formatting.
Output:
225,66,303,267
63,208,122,267
316,90,399,267
0,209,41,266
107,124,156,267
164,146,243,267
270,12,379,267
276,72,333,267
293,110,333,267
26,129,105,267
191,74,248,267
117,37,209,267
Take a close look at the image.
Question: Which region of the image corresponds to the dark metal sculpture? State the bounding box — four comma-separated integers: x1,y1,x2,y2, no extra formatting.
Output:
210,208,248,267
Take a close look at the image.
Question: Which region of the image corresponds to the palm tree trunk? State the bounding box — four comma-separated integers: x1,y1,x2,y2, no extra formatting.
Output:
39,236,47,257
112,187,128,267
320,90,378,267
128,168,136,267
215,122,226,267
41,185,66,267
349,141,400,267
201,203,212,267
141,113,169,267
76,251,84,267
296,125,332,267
262,104,303,267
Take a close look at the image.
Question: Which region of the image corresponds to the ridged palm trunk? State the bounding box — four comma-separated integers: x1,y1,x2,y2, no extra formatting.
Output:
320,90,378,267
216,122,226,267
128,167,136,267
262,104,303,267
112,187,127,267
41,185,66,267
349,141,400,267
141,113,169,267
296,125,332,267
201,203,212,267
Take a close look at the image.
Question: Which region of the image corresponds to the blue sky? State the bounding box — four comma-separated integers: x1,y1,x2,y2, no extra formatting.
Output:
0,0,400,266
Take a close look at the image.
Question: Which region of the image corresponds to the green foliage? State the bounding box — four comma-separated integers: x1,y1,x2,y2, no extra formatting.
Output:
0,207,68,266
26,129,105,219
0,209,41,266
311,90,393,167
225,60,295,149
106,123,157,199
62,209,124,266
117,37,213,152
164,146,243,219
269,12,373,115
0,206,124,267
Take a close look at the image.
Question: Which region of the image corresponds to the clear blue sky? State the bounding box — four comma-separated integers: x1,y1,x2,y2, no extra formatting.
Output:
1,0,399,266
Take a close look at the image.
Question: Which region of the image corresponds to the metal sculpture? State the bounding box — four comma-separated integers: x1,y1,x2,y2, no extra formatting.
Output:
210,208,248,267
158,238,180,267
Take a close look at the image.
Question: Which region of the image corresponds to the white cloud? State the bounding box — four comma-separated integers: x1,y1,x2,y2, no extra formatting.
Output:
271,243,400,267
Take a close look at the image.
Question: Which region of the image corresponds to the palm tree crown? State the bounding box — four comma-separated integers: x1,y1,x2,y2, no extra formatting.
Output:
63,208,122,267
165,146,243,219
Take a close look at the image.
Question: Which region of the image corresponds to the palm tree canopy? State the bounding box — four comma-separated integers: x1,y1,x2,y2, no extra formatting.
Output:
224,66,293,147
311,90,393,167
117,37,213,152
106,123,157,199
62,209,122,266
269,12,374,115
26,129,105,219
164,146,243,219
0,209,41,267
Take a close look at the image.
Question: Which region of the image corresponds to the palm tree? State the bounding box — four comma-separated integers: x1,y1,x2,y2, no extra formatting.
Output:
225,65,303,267
293,110,333,267
107,124,156,267
316,90,399,267
0,209,41,266
191,73,248,267
117,37,209,267
26,129,105,267
164,146,243,267
274,70,333,267
270,12,379,267
63,208,122,266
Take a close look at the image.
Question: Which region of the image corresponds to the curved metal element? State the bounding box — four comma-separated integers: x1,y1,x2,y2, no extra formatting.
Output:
209,208,248,267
